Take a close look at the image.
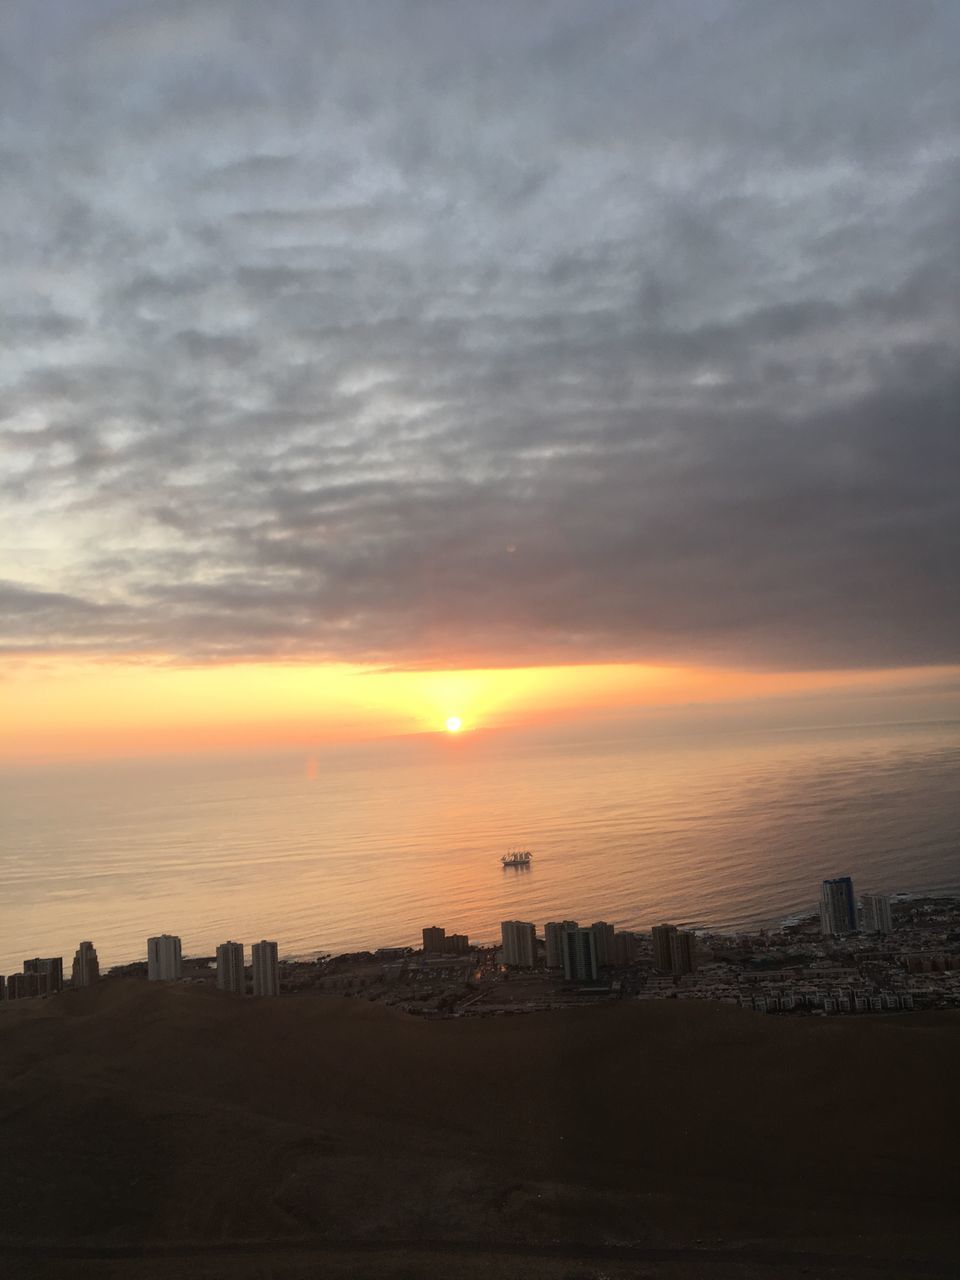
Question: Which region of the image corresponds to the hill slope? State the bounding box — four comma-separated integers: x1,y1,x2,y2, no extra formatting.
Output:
0,981,957,1278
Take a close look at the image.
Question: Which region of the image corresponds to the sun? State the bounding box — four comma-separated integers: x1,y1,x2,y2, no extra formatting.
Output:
445,716,463,733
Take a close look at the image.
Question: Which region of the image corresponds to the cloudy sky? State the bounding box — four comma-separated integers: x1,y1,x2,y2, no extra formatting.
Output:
2,0,958,678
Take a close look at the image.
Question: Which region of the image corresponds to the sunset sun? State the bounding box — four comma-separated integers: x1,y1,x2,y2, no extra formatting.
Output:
445,716,463,734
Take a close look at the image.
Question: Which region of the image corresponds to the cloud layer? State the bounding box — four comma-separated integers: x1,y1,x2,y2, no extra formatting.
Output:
2,0,958,669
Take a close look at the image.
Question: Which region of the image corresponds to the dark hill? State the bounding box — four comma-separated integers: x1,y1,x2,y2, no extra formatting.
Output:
0,980,957,1279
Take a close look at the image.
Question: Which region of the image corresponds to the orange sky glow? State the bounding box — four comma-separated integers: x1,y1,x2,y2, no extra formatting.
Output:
4,656,957,763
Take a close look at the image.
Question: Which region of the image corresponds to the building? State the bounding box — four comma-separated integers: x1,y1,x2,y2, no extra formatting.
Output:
216,941,246,994
562,928,598,982
652,924,677,971
820,878,858,936
861,893,893,934
71,941,100,988
252,940,280,997
500,920,536,968
147,934,183,982
0,975,5,1001
544,921,578,968
612,931,641,966
421,928,469,955
651,925,696,975
6,974,27,1000
669,929,697,975
23,957,64,994
589,922,616,967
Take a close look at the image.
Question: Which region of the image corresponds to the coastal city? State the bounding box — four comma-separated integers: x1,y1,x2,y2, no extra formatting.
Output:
3,876,958,1018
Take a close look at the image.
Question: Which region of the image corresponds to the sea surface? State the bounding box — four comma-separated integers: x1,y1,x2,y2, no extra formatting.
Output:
1,719,958,973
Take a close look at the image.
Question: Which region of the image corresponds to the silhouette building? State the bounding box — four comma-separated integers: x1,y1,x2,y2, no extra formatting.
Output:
544,921,579,968
562,927,598,982
500,920,536,968
820,877,858,936
252,940,280,997
861,892,893,934
652,925,696,975
6,974,26,1000
216,941,246,994
652,924,677,971
147,934,183,981
71,941,100,987
422,926,446,954
23,957,64,995
612,931,641,966
669,929,697,975
589,921,616,967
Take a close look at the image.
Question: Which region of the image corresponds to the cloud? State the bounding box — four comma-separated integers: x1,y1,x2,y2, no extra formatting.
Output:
0,0,958,670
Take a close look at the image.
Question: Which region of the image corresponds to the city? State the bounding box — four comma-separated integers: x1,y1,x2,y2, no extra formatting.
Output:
4,877,958,1020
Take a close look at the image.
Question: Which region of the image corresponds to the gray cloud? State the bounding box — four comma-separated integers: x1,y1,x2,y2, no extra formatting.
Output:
1,0,958,670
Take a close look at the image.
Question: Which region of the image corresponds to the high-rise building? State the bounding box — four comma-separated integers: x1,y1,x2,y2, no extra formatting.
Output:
589,922,616,967
47,956,64,991
71,941,100,988
23,957,64,994
252,940,280,997
446,933,470,955
422,926,446,954
500,920,536,968
652,924,677,971
820,878,857,936
652,925,696,974
544,921,579,968
669,930,697,975
147,934,183,982
612,931,640,966
216,941,246,994
562,928,598,982
0,975,6,1001
6,973,26,1000
861,893,893,934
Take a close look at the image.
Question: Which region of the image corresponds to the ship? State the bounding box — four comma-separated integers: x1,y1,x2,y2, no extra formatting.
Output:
501,850,532,867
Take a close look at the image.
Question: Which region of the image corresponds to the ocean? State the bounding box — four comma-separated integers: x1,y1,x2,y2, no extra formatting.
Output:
2,718,958,974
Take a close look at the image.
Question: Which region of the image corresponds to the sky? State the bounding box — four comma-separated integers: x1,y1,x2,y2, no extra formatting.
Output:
2,1,958,759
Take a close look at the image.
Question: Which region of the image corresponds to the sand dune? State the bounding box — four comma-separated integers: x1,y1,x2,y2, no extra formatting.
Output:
0,980,957,1278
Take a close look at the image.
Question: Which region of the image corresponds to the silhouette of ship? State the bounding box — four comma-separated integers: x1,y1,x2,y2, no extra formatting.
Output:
501,850,532,868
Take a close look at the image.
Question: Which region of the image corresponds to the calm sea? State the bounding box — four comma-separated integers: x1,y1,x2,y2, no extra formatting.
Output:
2,719,958,974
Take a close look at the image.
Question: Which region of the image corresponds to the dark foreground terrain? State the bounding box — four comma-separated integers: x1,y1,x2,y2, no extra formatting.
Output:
0,980,956,1279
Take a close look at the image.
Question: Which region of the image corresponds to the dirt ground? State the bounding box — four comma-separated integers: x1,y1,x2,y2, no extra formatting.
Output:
1,981,956,1279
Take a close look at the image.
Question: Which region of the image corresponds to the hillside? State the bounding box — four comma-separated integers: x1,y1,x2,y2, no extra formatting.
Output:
0,980,957,1279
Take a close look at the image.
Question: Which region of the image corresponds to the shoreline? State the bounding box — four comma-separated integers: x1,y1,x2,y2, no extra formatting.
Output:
282,886,960,967
5,886,959,977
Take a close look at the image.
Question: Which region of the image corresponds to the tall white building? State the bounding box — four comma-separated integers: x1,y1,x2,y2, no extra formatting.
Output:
500,920,536,968
252,940,280,997
147,934,182,982
861,893,893,934
544,920,579,968
216,941,246,994
71,940,100,987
